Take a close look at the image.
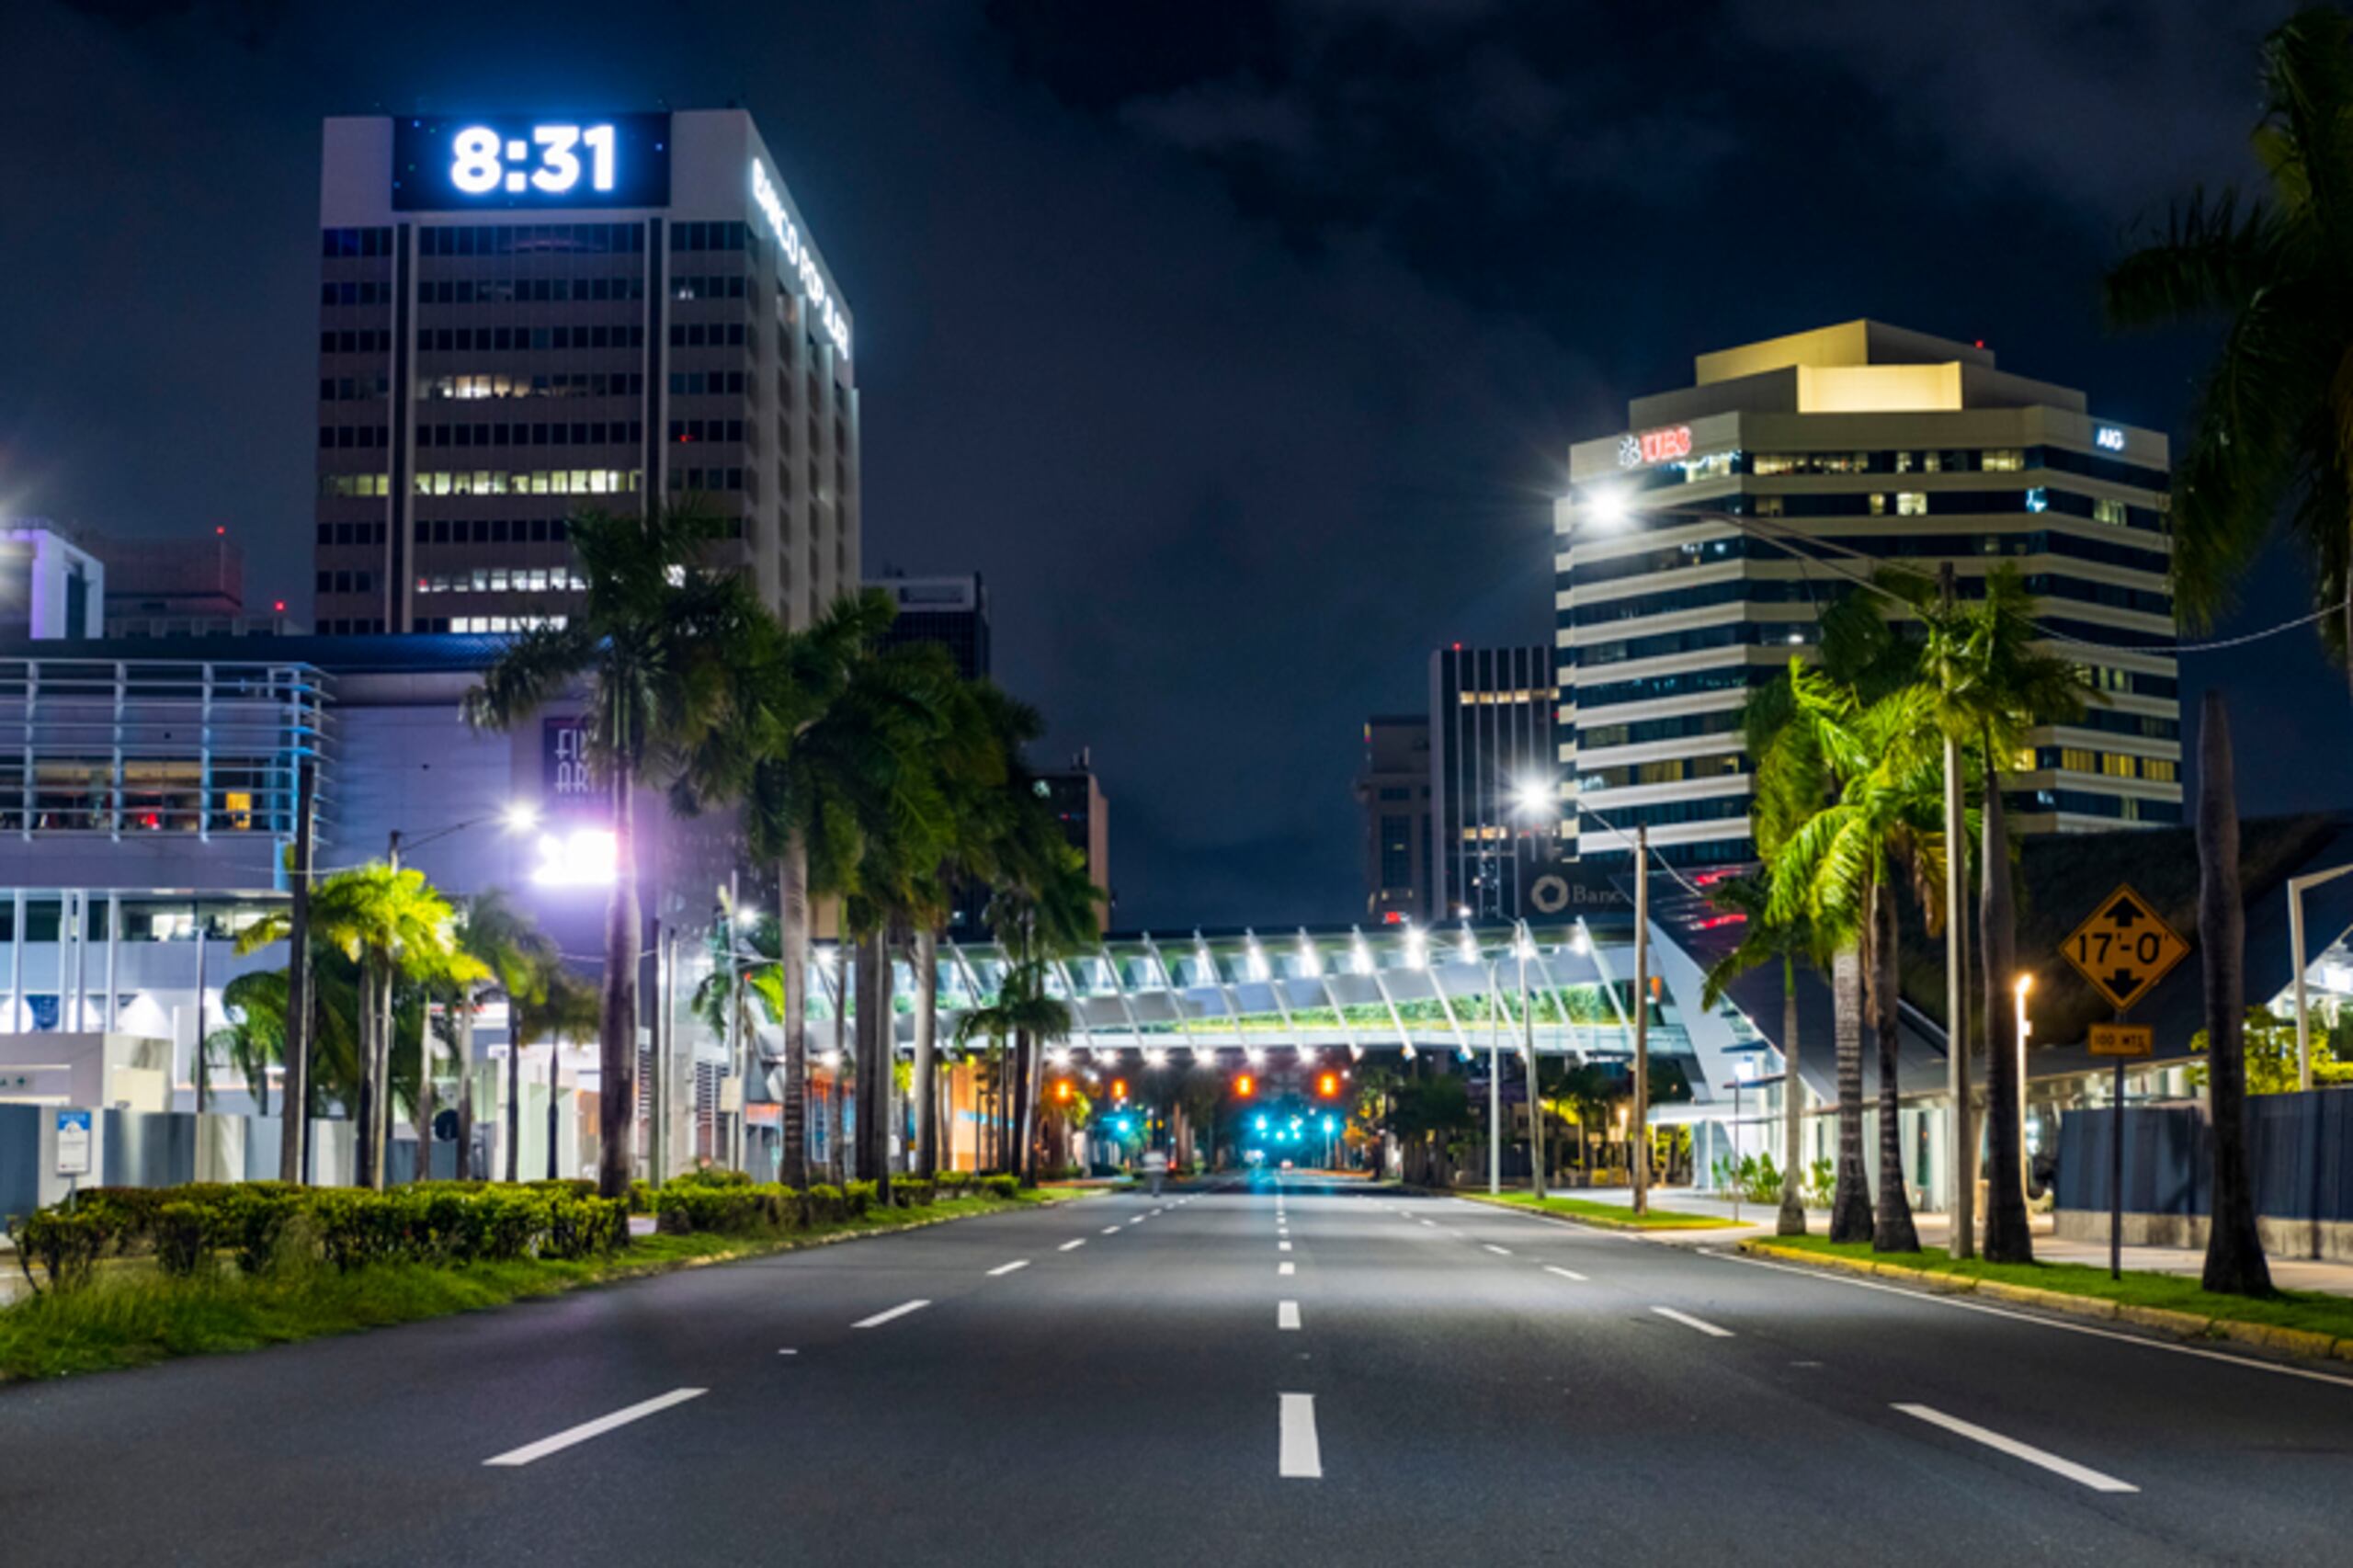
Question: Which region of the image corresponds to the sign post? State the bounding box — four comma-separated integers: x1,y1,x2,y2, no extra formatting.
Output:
2063,884,2186,1281
54,1108,92,1182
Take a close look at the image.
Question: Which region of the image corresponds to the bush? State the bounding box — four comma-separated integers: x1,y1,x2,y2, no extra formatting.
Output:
151,1203,212,1278
803,1184,846,1224
1711,1153,1782,1206
844,1180,878,1218
546,1196,627,1258
982,1175,1019,1200
12,1209,108,1291
668,1166,753,1189
628,1180,655,1215
895,1178,935,1208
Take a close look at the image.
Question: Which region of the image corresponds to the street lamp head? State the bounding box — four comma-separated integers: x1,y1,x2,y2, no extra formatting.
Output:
1584,488,1632,529
502,801,540,833
2014,972,2035,998
1512,774,1559,821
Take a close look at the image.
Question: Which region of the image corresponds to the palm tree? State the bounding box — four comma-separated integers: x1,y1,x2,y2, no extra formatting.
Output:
242,864,472,1187
463,500,767,1199
1893,565,2090,1262
954,957,1074,1178
986,832,1106,1186
2097,9,2342,1294
402,938,491,1182
1700,871,1818,1237
1766,665,1948,1252
537,966,602,1180
451,890,557,1183
210,971,288,1119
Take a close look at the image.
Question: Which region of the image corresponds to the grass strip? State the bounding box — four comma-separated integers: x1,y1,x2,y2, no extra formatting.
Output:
1457,1190,1740,1231
1749,1235,2353,1355
0,1189,1083,1382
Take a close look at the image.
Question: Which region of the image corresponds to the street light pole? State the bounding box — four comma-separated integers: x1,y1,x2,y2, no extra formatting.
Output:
1486,959,1501,1195
1522,929,1545,1201
1632,824,1651,1216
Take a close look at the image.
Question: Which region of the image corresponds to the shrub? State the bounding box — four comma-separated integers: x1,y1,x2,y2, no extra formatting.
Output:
844,1180,878,1218
151,1202,212,1278
895,1178,934,1208
803,1184,845,1224
669,1166,753,1190
12,1209,108,1291
546,1196,627,1258
220,1187,309,1275
982,1175,1018,1200
524,1177,597,1200
628,1179,655,1215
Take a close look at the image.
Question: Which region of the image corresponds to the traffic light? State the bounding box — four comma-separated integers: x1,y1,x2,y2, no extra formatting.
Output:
1111,1078,1129,1103
1316,1072,1339,1099
1234,1073,1256,1097
1053,1080,1072,1104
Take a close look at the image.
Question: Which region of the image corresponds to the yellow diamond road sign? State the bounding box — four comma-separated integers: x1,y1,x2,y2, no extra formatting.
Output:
2062,883,2189,1013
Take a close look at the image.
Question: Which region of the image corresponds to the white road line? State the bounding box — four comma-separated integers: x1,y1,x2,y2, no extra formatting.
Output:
483,1388,707,1467
1708,1250,2353,1391
986,1260,1030,1278
1893,1403,2138,1494
1102,1225,1122,1235
1420,1219,1438,1228
1652,1305,1734,1338
1060,1238,1087,1252
852,1300,932,1329
1279,1241,1292,1252
1483,1244,1513,1256
1544,1265,1588,1282
776,1349,798,1356
1279,1300,1302,1331
1279,1261,1295,1276
1279,1393,1323,1479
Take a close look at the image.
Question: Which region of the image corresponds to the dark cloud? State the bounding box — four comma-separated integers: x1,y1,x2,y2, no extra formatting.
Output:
0,0,2340,933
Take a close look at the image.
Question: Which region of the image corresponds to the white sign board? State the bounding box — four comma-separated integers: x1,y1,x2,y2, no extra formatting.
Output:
55,1108,92,1176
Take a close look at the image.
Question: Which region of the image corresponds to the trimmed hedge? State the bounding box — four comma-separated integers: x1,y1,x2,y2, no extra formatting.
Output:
6,1181,626,1292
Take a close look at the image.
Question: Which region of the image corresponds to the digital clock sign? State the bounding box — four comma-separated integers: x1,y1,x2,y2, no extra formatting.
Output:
392,114,671,211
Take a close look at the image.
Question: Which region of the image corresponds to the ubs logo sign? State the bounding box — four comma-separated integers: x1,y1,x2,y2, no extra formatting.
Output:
1617,424,1693,468
542,717,597,813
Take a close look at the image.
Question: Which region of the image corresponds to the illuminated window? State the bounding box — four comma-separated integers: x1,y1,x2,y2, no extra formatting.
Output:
2093,498,2128,526
1637,759,1685,785
1895,492,1928,517
2143,757,2177,783
2102,753,2136,778
1982,449,2026,472
223,791,253,831
2060,747,2097,773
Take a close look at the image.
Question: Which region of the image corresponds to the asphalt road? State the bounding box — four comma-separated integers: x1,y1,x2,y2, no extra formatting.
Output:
6,1176,2353,1565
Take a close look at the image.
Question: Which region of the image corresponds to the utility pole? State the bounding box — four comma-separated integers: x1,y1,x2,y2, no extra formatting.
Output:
192,898,209,1117
278,756,316,1186
729,872,747,1174
1938,562,1977,1258
1632,824,1651,1216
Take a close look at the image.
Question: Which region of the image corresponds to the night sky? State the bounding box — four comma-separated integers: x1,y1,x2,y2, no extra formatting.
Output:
1,0,2344,929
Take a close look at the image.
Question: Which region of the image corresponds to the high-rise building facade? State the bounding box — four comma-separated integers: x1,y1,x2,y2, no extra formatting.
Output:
313,110,858,634
1429,645,1562,920
1038,753,1113,933
1555,321,2180,869
1353,714,1431,924
871,573,990,679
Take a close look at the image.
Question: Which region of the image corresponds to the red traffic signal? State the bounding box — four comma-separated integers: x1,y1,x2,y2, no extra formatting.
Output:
1053,1080,1072,1103
1234,1073,1255,1097
1316,1072,1340,1099
1111,1078,1129,1103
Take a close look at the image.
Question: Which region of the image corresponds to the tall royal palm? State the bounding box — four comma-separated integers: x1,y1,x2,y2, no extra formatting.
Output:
1895,565,2089,1263
1700,871,1819,1237
1766,665,1948,1252
2097,8,2346,1295
464,502,765,1199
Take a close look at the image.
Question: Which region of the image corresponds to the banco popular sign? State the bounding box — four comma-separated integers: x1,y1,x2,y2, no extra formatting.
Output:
751,160,852,361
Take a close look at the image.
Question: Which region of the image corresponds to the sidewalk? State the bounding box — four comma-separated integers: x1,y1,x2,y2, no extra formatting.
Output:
1499,1184,2353,1300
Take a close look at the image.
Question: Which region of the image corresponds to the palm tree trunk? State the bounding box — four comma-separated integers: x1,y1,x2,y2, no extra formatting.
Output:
374,957,394,1189
913,927,938,1180
506,1006,524,1182
455,996,474,1180
2197,690,2272,1295
354,965,377,1190
1828,939,1874,1243
1944,730,1977,1260
1871,877,1920,1252
1019,1028,1045,1186
1980,750,2034,1262
547,1039,563,1181
1778,956,1806,1236
412,1003,435,1185
778,837,811,1187
597,765,641,1200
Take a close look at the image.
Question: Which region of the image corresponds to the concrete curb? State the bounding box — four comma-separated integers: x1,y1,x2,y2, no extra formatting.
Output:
1442,1190,1751,1234
1737,1240,2353,1364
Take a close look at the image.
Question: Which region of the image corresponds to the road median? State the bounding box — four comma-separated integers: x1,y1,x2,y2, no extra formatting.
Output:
1449,1189,1750,1232
1,1185,1090,1382
1738,1236,2353,1365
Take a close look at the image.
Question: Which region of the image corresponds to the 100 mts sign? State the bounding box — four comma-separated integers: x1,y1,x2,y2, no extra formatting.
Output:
1616,424,1693,468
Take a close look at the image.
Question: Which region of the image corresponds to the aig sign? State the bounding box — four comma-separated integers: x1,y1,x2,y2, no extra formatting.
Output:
1617,424,1694,468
